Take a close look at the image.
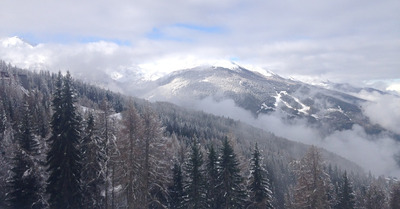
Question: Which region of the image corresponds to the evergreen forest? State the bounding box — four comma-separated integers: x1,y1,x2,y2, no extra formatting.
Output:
1,60,399,209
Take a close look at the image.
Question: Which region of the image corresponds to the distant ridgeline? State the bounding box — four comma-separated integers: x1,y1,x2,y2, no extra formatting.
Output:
0,60,399,209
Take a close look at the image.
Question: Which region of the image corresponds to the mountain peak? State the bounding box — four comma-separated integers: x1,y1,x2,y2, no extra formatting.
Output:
1,36,33,48
209,60,240,70
205,60,275,78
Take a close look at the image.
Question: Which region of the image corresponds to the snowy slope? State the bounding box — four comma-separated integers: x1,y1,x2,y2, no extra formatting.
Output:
136,64,393,139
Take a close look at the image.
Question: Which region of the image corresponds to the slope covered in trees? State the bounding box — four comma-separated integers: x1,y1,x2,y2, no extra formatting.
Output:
0,60,399,208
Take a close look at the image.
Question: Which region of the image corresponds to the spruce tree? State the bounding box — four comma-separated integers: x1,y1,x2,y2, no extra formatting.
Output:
183,140,207,209
46,72,83,209
206,145,219,209
169,162,185,209
8,149,41,209
336,171,355,209
217,137,247,209
81,112,104,209
248,143,274,209
7,103,42,209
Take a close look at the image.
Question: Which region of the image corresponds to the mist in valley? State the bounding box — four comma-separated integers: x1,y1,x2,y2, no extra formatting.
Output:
171,94,400,177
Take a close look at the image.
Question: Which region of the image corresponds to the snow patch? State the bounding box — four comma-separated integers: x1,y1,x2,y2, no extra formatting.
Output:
259,102,274,112
241,64,274,77
327,106,344,114
210,60,239,70
110,72,124,81
23,168,32,178
201,77,210,83
273,91,311,115
110,113,122,120
291,95,311,115
157,78,190,97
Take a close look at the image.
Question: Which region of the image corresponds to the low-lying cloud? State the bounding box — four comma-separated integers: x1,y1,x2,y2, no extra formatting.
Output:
191,97,400,177
359,90,400,135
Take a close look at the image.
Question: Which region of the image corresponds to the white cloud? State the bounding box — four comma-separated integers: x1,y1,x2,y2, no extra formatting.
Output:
0,0,399,86
191,97,400,177
387,83,400,94
359,91,400,135
323,125,400,177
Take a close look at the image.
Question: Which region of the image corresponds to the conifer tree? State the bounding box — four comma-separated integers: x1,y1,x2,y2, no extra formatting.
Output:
81,112,104,209
183,140,207,209
206,145,219,209
46,72,83,209
365,184,387,209
7,103,43,209
336,171,355,209
169,162,185,209
248,143,274,209
217,137,247,209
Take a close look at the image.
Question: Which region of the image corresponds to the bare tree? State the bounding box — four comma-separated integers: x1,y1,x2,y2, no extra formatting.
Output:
119,100,143,209
292,146,332,209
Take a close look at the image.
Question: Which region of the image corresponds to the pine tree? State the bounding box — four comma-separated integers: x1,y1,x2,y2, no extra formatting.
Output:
81,112,104,209
17,102,39,153
216,137,247,209
7,103,43,209
206,145,219,209
7,148,41,209
46,72,83,209
248,143,274,209
183,140,207,209
335,171,355,209
169,162,185,209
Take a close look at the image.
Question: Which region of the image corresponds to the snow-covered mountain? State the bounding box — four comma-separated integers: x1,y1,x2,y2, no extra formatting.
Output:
120,63,395,140
0,36,34,48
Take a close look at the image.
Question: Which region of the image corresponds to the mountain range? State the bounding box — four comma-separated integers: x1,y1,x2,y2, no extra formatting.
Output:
107,63,395,139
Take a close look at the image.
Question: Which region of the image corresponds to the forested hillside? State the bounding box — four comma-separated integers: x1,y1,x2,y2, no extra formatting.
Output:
1,60,399,209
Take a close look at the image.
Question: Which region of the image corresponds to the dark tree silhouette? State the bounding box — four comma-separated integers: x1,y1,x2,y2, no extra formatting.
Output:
46,72,83,209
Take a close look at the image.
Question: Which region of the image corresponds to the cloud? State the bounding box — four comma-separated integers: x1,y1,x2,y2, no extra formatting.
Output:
191,97,400,177
359,90,400,135
0,0,399,87
323,125,400,177
387,83,400,93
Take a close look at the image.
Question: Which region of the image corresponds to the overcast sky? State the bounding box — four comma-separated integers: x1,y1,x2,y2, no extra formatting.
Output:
1,0,399,90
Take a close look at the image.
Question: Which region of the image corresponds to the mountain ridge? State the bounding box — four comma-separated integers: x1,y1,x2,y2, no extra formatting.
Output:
134,64,391,138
